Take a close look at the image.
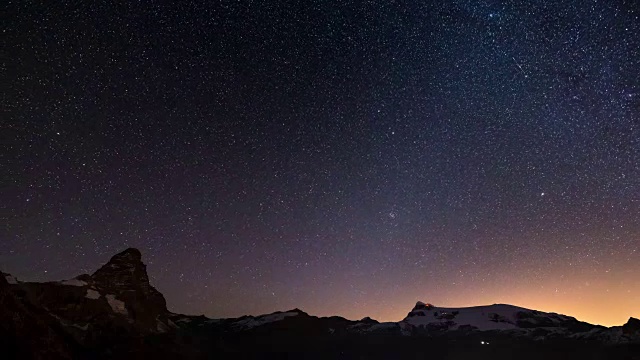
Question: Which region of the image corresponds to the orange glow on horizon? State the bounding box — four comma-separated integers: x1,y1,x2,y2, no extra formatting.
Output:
300,260,640,327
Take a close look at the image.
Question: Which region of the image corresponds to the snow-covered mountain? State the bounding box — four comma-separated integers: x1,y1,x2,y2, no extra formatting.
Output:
168,299,639,345
403,301,591,331
395,301,640,344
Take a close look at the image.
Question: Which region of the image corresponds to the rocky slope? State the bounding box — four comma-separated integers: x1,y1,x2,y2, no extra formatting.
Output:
1,248,182,358
5,248,173,335
1,248,638,359
0,272,75,359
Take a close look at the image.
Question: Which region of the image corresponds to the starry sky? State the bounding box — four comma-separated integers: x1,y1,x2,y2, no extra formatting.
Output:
3,0,639,327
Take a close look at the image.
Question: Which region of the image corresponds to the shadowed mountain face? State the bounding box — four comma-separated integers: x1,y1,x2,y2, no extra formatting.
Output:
3,248,171,337
1,249,638,360
90,248,168,330
0,273,74,360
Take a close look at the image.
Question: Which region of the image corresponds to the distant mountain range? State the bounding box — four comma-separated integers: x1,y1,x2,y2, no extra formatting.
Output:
2,248,638,359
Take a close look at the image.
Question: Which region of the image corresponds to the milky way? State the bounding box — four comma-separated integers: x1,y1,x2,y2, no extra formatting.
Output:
3,0,639,326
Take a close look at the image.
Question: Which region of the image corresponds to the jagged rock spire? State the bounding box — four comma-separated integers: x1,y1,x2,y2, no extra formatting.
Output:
92,248,149,286
91,248,167,325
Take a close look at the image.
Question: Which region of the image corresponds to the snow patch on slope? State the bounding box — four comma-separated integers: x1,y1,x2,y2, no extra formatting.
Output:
5,275,18,284
60,279,88,287
157,319,169,333
105,294,127,315
85,289,101,299
70,323,89,331
233,311,299,330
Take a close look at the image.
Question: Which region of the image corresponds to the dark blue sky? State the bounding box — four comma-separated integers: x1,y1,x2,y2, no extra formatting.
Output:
3,0,639,325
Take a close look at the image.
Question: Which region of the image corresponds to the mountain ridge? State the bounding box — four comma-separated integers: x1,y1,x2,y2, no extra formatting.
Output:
2,248,638,359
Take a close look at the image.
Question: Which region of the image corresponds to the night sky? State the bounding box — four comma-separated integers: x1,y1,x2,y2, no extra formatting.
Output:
3,1,639,326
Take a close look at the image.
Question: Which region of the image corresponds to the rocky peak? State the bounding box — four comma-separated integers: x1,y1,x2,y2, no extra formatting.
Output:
412,301,434,311
2,271,19,284
93,248,142,279
92,248,154,293
289,308,308,316
622,317,640,335
359,317,378,324
91,248,168,326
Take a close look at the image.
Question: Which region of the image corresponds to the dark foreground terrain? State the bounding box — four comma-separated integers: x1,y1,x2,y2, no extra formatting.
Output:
2,248,638,359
